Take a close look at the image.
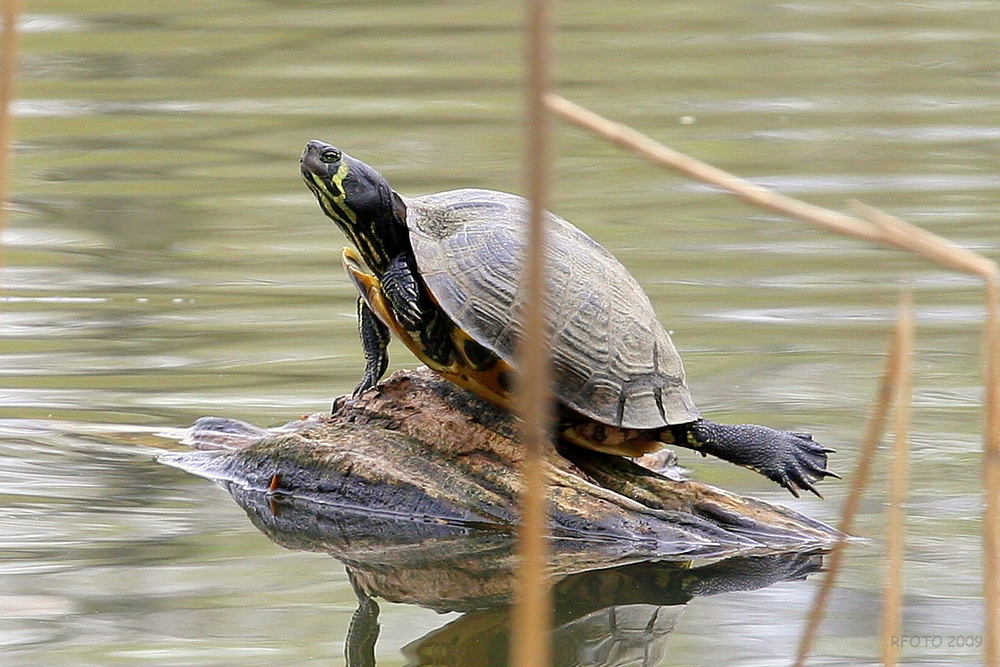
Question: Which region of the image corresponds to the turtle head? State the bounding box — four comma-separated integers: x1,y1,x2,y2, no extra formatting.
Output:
300,140,407,271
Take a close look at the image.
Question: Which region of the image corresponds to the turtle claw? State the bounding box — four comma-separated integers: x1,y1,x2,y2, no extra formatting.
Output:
332,394,351,414
778,474,804,499
771,429,839,497
785,473,818,499
333,379,379,415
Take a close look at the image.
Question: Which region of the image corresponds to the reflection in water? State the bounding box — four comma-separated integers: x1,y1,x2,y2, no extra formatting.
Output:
223,478,825,667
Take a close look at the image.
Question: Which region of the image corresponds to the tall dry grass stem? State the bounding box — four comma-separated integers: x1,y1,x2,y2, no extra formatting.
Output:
510,1,555,667
882,293,914,666
983,277,1000,665
793,296,910,666
0,0,22,238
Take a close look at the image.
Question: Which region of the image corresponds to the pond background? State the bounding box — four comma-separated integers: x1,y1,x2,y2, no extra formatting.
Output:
2,0,999,665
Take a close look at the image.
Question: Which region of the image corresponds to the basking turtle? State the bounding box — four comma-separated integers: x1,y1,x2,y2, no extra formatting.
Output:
300,140,836,497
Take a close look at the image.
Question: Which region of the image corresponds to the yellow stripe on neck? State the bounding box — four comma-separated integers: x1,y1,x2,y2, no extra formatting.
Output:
326,161,356,225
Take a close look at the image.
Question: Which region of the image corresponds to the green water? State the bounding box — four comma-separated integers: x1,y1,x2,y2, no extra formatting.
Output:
3,1,999,664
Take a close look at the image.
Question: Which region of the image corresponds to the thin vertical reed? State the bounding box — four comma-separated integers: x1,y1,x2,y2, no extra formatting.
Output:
882,293,914,667
984,277,1000,667
0,0,21,235
793,304,907,666
510,1,554,667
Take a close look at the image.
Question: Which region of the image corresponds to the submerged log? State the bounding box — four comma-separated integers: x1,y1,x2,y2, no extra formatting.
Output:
165,367,841,562
160,367,843,665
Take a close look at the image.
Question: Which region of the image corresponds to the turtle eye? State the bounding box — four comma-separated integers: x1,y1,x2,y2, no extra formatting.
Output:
320,147,342,164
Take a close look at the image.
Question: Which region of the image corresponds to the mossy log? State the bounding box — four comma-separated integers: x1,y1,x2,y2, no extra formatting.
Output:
162,368,842,663
165,367,841,567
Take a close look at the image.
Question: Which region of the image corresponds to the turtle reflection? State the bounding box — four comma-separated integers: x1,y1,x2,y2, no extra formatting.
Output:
226,480,824,667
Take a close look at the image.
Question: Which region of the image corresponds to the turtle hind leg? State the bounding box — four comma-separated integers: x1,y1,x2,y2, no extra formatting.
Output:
560,421,663,458
670,420,839,498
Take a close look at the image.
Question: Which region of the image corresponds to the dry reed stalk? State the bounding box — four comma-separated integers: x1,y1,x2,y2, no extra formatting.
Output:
0,0,21,236
547,94,995,278
882,293,914,667
545,94,1000,666
984,277,1000,667
849,201,996,281
510,1,554,666
546,94,879,242
792,299,909,666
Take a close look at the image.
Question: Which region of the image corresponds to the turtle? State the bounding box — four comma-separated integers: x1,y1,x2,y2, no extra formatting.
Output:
300,140,837,497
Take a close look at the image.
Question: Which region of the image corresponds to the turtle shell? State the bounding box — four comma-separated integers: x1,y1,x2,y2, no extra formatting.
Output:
404,188,699,430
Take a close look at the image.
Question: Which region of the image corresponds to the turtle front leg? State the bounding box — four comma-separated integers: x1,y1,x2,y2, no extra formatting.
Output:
341,246,393,403
353,296,391,401
380,254,426,330
380,253,455,367
670,420,838,498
